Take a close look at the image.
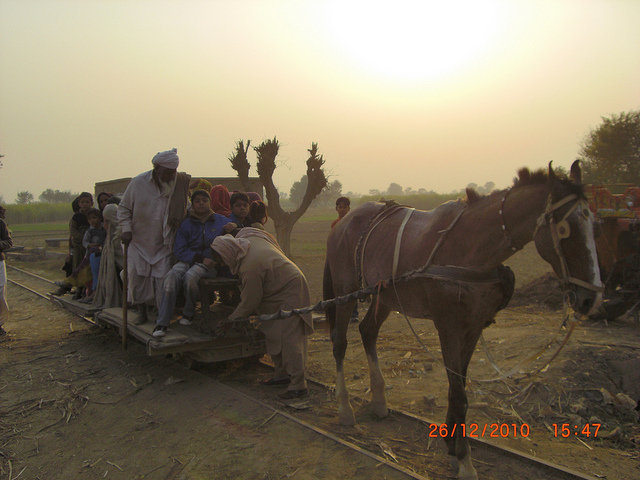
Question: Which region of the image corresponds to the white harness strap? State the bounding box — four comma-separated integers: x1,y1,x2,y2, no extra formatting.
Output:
392,208,415,279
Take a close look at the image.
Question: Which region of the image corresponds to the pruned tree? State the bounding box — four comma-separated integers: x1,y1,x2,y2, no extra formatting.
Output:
16,191,34,204
229,137,328,256
579,110,640,184
228,140,252,192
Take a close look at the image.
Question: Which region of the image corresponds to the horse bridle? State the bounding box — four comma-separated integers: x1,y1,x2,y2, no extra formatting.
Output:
532,193,603,293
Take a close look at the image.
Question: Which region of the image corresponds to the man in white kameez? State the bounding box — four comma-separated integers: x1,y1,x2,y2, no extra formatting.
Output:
118,148,191,325
211,229,313,400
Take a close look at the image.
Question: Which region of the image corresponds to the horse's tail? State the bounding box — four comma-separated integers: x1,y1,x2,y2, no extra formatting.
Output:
323,257,336,335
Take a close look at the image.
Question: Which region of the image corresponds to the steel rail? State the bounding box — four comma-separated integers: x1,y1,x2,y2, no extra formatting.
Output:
301,375,601,480
7,267,97,325
7,265,57,285
215,379,430,480
6,277,51,301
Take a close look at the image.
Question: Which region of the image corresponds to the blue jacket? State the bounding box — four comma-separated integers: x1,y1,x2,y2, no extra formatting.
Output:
228,213,255,228
174,212,232,264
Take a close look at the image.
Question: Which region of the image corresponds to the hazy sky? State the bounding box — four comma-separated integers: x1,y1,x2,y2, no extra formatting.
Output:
1,0,639,204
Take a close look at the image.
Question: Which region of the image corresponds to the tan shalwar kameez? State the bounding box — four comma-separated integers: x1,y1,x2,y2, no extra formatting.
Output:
221,233,313,391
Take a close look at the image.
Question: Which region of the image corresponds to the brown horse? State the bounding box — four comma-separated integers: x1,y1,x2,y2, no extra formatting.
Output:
323,161,602,480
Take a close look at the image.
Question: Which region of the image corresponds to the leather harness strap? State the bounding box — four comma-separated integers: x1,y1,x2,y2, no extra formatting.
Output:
533,194,604,293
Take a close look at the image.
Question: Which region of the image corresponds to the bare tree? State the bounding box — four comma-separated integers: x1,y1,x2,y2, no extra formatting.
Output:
229,137,328,256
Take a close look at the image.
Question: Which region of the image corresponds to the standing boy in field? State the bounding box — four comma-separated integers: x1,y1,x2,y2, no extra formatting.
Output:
330,196,358,322
331,196,351,229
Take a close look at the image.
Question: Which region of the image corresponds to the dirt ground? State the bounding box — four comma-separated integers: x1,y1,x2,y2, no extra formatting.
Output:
2,233,640,479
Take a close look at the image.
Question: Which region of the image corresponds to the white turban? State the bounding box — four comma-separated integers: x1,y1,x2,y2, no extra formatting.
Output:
152,148,179,169
211,235,251,275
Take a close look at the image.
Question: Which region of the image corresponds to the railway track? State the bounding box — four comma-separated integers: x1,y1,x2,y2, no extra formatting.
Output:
6,265,604,480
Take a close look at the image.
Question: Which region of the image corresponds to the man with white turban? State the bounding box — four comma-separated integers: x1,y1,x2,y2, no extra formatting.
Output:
118,148,191,325
211,229,313,400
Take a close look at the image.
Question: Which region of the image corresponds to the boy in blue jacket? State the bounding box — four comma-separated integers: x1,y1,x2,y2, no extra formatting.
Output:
153,190,232,337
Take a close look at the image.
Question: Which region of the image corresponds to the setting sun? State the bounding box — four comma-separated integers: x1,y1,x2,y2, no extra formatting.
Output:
316,1,504,84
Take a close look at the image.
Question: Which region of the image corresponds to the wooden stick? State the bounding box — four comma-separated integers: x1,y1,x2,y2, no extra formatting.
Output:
122,243,128,350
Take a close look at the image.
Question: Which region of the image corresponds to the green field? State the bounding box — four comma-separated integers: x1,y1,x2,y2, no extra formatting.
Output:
9,222,68,233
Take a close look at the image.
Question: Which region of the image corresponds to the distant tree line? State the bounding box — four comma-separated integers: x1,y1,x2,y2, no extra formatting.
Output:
11,189,79,205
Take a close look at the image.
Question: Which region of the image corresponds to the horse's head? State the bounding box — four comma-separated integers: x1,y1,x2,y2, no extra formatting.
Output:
533,161,603,315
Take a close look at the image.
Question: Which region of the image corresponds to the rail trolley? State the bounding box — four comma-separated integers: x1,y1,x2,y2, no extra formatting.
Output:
48,277,268,365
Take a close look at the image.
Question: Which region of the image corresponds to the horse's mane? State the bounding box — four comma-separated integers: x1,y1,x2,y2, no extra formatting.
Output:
465,167,585,206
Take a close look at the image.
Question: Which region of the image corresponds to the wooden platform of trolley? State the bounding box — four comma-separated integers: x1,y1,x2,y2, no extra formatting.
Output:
48,277,268,363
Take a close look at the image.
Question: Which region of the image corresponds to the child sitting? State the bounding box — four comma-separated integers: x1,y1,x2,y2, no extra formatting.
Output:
249,200,268,229
223,192,254,234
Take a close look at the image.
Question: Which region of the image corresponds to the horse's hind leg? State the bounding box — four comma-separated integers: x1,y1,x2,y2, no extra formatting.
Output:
332,302,357,425
359,302,391,417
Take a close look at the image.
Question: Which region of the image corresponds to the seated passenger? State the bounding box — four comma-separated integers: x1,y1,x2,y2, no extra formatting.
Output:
249,200,268,229
189,178,213,198
96,192,113,213
223,192,254,234
209,184,232,217
152,190,232,337
247,191,262,204
92,196,123,309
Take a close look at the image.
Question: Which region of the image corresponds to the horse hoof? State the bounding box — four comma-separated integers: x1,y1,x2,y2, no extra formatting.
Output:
371,402,388,418
458,457,478,480
338,408,356,426
459,468,478,480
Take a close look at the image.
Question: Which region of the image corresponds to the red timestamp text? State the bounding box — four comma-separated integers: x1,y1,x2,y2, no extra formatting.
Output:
552,423,601,438
428,423,531,438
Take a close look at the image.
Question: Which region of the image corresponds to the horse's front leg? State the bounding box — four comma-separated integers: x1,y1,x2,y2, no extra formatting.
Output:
332,302,356,425
438,325,482,480
359,303,391,417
